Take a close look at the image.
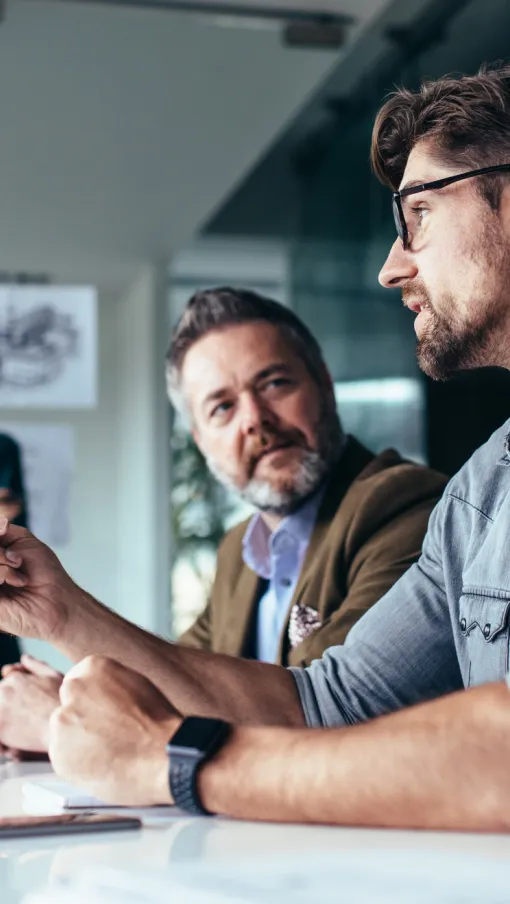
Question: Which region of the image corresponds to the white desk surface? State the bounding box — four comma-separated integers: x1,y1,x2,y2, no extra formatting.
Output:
2,761,510,903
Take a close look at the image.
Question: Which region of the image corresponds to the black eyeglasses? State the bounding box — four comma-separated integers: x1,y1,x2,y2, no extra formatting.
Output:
392,163,510,250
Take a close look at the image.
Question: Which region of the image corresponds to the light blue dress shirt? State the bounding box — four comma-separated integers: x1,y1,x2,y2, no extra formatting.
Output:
242,489,323,663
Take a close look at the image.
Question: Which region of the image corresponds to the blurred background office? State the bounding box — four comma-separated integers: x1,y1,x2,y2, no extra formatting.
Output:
0,0,509,663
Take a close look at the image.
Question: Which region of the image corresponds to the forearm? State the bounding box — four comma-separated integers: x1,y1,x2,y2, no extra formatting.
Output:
57,590,305,726
199,682,510,830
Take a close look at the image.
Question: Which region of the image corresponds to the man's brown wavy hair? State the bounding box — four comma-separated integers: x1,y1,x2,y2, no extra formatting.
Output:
371,62,510,209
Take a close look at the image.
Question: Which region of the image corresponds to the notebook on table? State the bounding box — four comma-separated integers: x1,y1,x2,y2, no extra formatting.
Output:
22,777,192,824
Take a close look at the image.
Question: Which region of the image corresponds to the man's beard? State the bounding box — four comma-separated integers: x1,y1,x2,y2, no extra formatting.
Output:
416,304,501,380
403,282,505,382
206,400,344,517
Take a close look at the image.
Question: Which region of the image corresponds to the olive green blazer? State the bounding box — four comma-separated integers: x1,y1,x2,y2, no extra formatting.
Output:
179,437,447,667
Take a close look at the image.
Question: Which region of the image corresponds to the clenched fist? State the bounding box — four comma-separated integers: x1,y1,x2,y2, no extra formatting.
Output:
49,656,181,806
0,654,62,756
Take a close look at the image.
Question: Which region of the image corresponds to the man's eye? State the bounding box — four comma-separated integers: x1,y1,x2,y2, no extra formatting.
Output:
211,401,232,418
410,206,428,222
264,378,289,390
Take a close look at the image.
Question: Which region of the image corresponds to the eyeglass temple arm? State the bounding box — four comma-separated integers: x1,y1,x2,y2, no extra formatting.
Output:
396,164,510,199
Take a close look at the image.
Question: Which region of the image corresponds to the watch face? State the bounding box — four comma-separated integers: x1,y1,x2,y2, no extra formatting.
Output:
169,717,229,758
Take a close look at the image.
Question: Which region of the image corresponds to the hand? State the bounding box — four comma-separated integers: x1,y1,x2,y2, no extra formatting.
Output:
0,654,62,757
0,518,79,643
49,656,181,806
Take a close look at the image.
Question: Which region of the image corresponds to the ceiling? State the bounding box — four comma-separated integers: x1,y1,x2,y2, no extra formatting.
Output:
58,0,383,21
205,0,471,238
0,0,393,292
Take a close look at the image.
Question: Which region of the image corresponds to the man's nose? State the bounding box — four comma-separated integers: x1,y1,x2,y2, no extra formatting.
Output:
378,238,418,288
238,392,270,435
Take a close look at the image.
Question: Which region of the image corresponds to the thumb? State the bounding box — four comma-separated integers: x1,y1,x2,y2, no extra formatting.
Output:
0,519,30,545
1,662,26,678
20,654,62,679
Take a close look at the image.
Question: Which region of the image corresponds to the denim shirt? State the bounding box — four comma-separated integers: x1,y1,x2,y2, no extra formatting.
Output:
291,419,510,727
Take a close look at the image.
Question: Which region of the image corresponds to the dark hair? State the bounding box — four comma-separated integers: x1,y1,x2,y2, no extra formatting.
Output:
166,287,329,415
371,61,510,207
0,433,28,528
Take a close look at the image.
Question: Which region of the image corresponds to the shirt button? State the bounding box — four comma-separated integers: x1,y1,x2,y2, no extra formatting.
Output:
280,577,292,588
460,617,466,633
483,623,491,639
273,533,293,554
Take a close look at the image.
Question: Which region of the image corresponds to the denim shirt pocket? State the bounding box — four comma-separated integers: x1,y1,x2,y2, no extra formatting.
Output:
459,589,510,687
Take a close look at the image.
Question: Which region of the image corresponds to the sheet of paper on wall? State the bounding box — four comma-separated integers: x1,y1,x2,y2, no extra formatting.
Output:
0,285,97,408
0,424,74,546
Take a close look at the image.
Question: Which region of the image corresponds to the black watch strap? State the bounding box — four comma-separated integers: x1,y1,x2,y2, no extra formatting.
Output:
169,756,211,816
167,717,230,816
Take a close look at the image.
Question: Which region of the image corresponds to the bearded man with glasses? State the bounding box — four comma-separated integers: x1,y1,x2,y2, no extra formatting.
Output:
2,63,510,832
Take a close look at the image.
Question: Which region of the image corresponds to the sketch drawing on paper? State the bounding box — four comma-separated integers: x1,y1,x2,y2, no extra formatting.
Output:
0,286,97,408
0,304,79,389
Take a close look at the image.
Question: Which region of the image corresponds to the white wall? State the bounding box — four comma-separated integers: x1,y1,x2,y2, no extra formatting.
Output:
116,265,171,638
10,267,170,672
16,291,121,671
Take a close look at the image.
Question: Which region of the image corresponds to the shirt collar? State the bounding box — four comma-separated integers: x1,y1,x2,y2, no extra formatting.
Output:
242,485,325,580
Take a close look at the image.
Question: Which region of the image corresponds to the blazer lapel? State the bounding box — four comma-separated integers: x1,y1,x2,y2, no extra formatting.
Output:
276,437,375,662
216,564,263,658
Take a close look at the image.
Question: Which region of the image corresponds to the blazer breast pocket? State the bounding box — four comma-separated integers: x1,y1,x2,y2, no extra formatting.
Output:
459,590,510,687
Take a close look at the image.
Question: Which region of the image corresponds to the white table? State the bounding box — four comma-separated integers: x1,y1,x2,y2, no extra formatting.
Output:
3,761,510,903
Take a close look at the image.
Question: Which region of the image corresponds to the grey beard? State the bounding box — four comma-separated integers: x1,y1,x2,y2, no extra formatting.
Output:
205,410,344,517
235,448,331,515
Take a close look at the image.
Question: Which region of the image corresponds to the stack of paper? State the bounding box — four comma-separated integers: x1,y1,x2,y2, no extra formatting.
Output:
22,777,190,825
23,779,106,811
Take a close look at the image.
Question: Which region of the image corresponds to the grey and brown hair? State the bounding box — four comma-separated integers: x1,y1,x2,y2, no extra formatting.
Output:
371,61,510,207
165,286,331,418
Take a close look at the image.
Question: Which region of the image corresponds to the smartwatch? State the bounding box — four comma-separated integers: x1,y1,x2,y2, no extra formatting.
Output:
166,716,230,815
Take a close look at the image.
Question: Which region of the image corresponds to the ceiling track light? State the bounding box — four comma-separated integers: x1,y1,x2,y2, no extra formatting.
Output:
283,17,346,48
51,0,353,48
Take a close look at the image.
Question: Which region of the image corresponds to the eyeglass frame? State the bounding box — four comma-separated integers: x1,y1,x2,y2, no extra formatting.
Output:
392,163,510,251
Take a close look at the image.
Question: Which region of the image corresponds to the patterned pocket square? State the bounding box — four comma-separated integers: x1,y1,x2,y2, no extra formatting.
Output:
288,603,322,649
